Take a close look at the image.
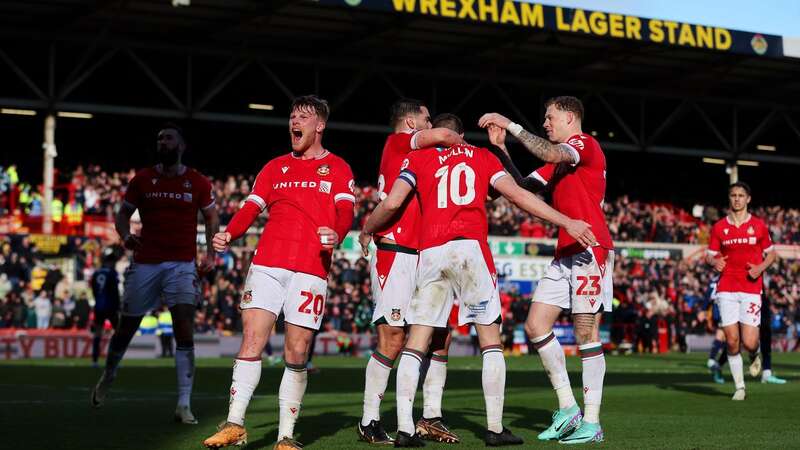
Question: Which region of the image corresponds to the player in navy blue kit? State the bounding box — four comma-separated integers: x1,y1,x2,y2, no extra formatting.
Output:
91,248,121,367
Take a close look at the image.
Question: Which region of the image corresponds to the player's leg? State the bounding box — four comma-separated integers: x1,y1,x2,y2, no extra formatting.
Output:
92,263,160,407
359,321,403,443
91,310,106,366
717,293,746,399
416,327,459,443
170,303,197,423
360,248,415,443
559,249,610,444
204,307,276,448
272,270,328,449
558,312,606,444
708,327,726,383
396,324,434,446
475,321,523,446
163,262,202,423
277,323,314,444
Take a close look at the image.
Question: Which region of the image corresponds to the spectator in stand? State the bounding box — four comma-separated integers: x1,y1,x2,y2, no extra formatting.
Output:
33,290,52,329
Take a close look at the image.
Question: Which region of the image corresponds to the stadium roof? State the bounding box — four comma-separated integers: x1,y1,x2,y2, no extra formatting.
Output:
2,0,800,165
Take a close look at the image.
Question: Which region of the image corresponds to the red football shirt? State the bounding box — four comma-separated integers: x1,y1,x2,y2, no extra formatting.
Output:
246,151,355,279
374,131,422,249
124,165,214,264
399,144,507,250
708,214,774,294
531,133,613,257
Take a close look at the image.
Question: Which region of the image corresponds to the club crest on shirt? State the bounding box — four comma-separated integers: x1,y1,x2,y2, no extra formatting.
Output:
391,308,402,322
317,164,330,176
242,290,252,304
568,137,585,150
183,180,192,190
747,226,755,235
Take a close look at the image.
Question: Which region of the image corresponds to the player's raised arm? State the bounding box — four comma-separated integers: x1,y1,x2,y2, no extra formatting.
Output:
479,112,578,164
494,175,595,248
486,124,547,194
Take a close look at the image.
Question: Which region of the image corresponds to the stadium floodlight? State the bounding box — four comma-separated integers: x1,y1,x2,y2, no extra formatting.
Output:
590,130,597,136
248,103,274,111
172,0,190,6
1,108,36,116
756,144,776,151
608,131,615,138
702,157,726,165
57,111,93,119
736,160,759,167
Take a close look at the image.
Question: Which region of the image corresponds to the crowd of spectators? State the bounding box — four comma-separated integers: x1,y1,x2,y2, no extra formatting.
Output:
2,164,800,353
2,164,800,245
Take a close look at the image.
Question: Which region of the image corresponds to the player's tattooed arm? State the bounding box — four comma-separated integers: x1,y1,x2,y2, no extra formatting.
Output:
478,112,576,164
515,129,577,164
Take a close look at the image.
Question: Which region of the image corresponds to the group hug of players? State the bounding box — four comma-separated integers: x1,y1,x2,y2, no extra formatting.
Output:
86,94,779,449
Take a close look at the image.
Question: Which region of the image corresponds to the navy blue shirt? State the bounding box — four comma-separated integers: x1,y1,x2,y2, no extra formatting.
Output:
91,267,120,312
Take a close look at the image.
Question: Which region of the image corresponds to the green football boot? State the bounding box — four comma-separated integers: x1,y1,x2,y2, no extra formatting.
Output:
537,404,582,441
558,421,604,444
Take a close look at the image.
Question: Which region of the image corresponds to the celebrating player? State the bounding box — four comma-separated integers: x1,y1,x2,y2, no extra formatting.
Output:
358,100,465,445
90,247,121,368
91,124,219,426
706,182,777,400
203,95,355,450
479,96,614,444
361,113,595,447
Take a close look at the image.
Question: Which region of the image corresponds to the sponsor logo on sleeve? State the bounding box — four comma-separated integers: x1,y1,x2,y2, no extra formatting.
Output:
319,180,332,194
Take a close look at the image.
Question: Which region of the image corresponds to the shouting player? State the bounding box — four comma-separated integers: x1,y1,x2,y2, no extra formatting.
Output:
361,114,595,447
92,124,219,426
706,182,777,400
203,96,355,450
479,96,614,444
358,99,465,445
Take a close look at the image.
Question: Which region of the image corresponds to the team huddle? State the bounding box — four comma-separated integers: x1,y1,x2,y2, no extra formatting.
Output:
88,94,777,449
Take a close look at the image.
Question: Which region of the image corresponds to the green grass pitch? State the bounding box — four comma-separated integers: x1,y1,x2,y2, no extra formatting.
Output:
2,353,799,449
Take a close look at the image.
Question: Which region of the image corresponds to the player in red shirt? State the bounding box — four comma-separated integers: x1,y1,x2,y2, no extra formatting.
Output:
706,182,776,400
360,114,594,447
91,124,219,426
479,96,614,444
358,101,465,446
203,96,354,450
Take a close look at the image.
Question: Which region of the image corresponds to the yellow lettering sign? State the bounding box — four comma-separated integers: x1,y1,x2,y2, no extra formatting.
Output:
500,0,520,25
571,9,590,34
608,13,624,38
392,0,416,13
556,7,571,31
459,0,478,20
696,25,713,48
440,0,456,17
420,0,437,14
479,0,499,22
715,27,732,50
520,2,543,27
678,23,696,47
589,11,608,35
625,16,642,40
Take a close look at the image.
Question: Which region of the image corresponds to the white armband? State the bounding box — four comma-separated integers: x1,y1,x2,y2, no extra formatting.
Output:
507,122,524,137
